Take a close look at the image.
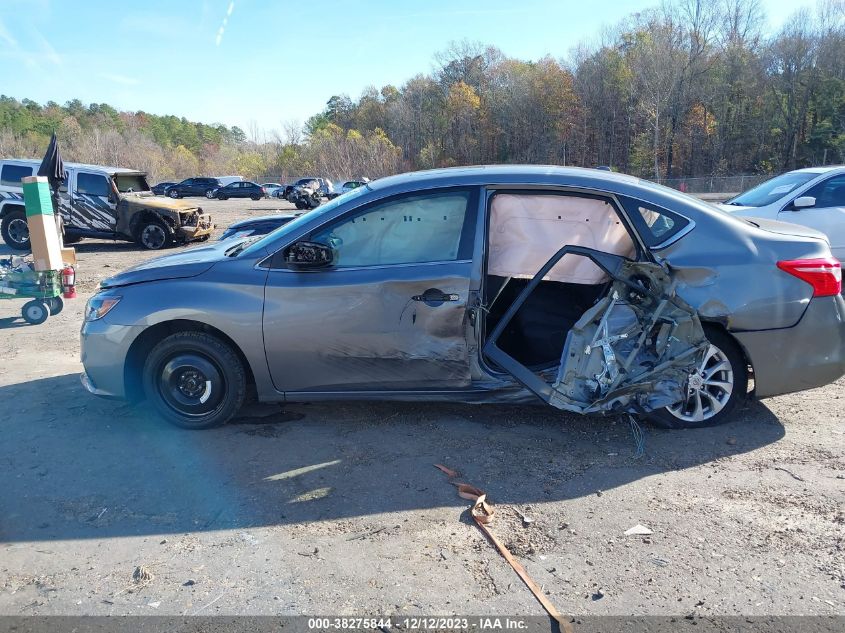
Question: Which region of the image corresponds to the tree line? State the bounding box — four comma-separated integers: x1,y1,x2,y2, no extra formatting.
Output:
1,0,844,183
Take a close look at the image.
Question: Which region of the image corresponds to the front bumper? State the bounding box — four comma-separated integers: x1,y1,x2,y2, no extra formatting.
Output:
80,319,145,399
734,294,845,398
177,213,214,240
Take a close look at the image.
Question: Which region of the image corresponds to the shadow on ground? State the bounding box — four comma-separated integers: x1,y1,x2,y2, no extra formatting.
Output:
0,373,785,543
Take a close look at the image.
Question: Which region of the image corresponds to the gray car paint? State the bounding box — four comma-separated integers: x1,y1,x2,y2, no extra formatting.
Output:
81,166,845,408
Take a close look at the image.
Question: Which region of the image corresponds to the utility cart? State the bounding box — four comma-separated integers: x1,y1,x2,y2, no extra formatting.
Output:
0,263,74,325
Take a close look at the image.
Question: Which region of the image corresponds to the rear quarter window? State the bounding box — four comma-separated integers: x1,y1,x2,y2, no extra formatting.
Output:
1,164,34,187
620,196,691,248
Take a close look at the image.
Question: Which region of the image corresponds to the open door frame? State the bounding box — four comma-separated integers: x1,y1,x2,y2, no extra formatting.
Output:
482,244,708,415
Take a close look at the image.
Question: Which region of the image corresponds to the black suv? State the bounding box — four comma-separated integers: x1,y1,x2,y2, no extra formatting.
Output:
165,177,223,199
214,181,266,200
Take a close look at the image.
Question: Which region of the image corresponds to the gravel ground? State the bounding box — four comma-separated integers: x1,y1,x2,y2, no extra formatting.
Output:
0,197,843,618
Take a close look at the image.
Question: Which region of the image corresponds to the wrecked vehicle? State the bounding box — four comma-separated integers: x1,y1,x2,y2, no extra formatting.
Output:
287,178,323,210
80,166,845,429
0,159,214,250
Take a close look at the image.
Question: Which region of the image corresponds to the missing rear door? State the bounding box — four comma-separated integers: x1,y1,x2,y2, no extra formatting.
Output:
481,191,708,415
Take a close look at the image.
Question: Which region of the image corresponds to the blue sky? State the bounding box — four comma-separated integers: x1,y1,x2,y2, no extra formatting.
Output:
0,0,813,137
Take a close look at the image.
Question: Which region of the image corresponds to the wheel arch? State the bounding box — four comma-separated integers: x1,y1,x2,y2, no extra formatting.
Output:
699,319,755,387
128,209,177,235
0,202,25,219
124,319,257,403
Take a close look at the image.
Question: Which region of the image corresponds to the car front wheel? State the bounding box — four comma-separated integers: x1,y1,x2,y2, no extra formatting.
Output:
142,332,246,429
136,218,173,250
168,189,180,199
646,328,748,429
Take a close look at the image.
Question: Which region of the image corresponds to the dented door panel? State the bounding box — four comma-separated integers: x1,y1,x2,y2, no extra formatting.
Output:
264,262,472,392
483,245,709,414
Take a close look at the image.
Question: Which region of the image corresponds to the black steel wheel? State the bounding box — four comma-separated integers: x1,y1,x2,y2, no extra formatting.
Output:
136,218,173,250
142,331,246,429
1,210,31,250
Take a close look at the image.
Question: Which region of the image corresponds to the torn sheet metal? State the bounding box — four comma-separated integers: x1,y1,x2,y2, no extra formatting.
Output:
483,246,709,415
550,260,708,413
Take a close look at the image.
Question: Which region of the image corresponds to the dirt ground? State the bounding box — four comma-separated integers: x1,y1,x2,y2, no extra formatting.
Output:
0,197,843,618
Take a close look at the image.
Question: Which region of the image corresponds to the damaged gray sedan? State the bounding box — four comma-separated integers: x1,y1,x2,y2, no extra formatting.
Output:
80,166,845,429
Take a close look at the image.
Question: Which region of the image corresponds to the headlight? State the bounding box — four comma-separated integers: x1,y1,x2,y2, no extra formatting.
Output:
85,295,122,321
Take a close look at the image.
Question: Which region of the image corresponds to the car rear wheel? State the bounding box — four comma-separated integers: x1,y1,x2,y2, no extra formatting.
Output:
142,332,246,429
136,218,173,250
647,328,748,429
251,194,261,201
1,210,31,250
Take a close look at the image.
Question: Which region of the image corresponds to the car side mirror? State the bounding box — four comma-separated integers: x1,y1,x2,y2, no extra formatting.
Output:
285,241,334,269
792,196,815,210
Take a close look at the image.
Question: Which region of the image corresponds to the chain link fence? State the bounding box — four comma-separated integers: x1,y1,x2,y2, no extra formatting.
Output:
654,174,770,195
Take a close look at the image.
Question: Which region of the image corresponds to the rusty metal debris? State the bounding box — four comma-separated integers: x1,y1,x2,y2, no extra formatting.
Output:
434,464,574,633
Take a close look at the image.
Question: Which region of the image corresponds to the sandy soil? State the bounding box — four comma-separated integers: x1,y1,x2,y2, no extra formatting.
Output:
0,197,843,618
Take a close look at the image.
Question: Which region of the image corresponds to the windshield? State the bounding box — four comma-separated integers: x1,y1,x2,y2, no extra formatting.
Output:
727,172,818,207
239,185,371,257
114,174,150,192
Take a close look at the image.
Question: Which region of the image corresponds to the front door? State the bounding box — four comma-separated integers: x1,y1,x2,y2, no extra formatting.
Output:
70,171,116,231
263,187,478,393
779,174,845,261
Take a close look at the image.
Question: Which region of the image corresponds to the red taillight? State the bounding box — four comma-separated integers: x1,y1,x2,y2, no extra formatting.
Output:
776,257,842,297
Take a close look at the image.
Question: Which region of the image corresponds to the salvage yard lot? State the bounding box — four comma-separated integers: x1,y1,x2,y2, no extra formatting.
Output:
0,197,843,616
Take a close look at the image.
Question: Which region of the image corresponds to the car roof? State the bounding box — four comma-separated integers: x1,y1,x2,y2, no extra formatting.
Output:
1,158,143,175
788,165,845,175
368,165,640,192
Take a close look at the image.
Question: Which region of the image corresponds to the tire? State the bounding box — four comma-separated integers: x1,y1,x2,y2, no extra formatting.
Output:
63,234,83,245
46,296,64,315
646,327,748,429
205,189,215,199
135,218,173,250
218,194,228,201
1,210,31,250
251,194,261,201
168,189,180,199
22,300,50,325
294,200,306,210
142,331,246,429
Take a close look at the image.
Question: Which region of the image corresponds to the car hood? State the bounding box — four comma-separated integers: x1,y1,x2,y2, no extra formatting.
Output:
228,214,296,229
716,202,754,213
121,192,201,212
100,241,230,289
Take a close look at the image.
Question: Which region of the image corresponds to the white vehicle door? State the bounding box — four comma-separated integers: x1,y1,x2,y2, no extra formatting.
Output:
779,174,845,261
